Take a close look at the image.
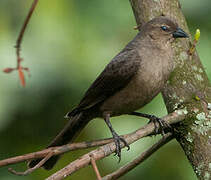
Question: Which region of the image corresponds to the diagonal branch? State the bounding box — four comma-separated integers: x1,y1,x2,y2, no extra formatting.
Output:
102,133,173,180
46,110,185,180
15,0,39,59
15,0,38,86
0,110,185,179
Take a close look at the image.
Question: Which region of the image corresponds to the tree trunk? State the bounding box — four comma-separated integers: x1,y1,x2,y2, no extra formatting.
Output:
129,0,211,179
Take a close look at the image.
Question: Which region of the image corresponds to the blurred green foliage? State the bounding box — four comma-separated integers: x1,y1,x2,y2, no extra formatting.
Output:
0,0,210,179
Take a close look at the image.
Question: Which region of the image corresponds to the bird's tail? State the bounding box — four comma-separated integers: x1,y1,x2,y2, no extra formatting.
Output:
28,111,92,170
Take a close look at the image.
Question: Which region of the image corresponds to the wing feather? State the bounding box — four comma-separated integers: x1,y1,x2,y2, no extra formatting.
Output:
76,48,141,112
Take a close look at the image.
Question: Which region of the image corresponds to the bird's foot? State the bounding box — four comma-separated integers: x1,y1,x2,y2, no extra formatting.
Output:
112,132,130,162
147,115,171,136
130,112,171,136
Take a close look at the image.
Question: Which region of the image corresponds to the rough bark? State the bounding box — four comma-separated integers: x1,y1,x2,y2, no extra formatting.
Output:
129,0,211,179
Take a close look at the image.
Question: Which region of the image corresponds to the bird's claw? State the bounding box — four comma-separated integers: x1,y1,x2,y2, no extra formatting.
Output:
148,115,171,136
113,133,130,162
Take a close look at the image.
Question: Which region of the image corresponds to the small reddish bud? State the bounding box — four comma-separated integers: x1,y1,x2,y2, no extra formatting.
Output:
3,68,14,73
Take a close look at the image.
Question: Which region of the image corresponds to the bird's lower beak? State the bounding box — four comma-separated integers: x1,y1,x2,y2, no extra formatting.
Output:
173,28,189,38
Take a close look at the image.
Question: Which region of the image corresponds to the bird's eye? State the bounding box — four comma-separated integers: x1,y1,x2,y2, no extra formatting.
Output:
161,26,168,31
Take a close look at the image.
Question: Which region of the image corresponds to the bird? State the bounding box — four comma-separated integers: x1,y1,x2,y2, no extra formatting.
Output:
28,16,188,170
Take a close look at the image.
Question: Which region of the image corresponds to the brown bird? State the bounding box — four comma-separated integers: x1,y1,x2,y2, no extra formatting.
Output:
28,16,188,170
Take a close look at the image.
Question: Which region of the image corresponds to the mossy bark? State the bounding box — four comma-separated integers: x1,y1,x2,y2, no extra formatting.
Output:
129,0,211,179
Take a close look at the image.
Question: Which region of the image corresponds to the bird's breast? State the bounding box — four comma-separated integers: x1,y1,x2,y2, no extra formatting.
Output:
100,47,173,116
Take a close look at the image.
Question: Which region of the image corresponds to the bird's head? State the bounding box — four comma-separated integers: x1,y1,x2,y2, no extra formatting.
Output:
142,16,188,42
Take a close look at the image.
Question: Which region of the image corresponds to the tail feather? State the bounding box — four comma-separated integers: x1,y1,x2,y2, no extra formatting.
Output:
28,111,91,170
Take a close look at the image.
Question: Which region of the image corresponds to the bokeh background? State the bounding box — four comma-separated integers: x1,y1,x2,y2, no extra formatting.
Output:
0,0,210,179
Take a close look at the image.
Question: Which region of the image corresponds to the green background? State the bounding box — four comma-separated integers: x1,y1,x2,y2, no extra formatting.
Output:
0,0,210,179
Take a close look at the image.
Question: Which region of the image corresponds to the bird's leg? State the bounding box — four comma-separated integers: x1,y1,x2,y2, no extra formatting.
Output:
104,113,130,162
130,112,171,136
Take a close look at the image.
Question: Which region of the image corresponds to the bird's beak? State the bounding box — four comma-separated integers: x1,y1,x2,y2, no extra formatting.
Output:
173,28,189,38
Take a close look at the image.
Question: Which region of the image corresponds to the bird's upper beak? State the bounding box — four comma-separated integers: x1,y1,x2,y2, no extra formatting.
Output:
173,28,189,38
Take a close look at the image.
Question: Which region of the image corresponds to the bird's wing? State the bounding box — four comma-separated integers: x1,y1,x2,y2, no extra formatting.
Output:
76,48,141,112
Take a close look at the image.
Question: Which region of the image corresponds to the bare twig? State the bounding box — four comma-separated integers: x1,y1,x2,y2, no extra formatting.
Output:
8,152,53,176
3,0,38,86
46,110,185,180
15,0,38,59
90,154,102,180
102,133,173,180
0,138,114,168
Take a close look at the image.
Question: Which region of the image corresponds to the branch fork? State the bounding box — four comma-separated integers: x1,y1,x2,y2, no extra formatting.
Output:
0,111,185,179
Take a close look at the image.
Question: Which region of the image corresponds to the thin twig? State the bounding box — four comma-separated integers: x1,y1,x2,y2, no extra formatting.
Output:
16,0,38,86
16,0,38,60
3,0,38,86
46,110,185,180
90,154,102,180
8,152,53,176
0,138,114,168
102,133,173,180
